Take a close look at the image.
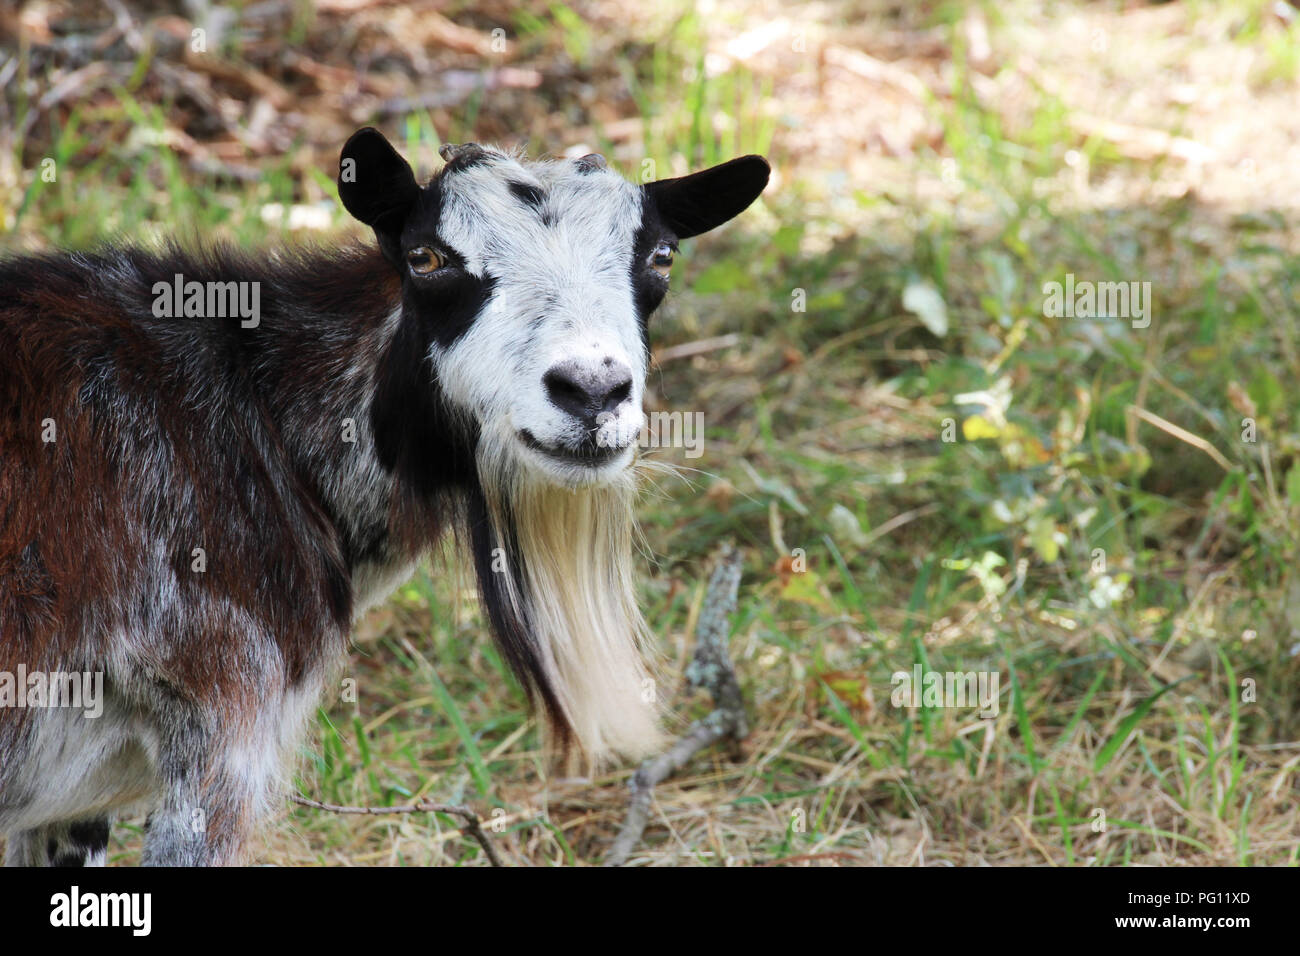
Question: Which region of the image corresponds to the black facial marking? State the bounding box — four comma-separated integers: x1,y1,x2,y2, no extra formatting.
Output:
628,196,672,348
371,290,487,496
508,181,547,210
368,166,501,497
371,176,495,495
415,272,497,348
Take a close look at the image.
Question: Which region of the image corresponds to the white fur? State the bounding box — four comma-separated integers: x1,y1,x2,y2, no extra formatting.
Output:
477,433,665,766
432,155,649,484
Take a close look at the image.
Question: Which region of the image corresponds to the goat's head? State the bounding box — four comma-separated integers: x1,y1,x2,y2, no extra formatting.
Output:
338,127,769,490
337,128,768,764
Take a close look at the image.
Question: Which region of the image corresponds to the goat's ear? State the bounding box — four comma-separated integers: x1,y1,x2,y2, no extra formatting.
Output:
338,127,419,255
643,155,770,239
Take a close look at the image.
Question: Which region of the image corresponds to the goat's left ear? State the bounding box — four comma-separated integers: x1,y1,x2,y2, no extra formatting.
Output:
643,155,770,239
338,127,420,258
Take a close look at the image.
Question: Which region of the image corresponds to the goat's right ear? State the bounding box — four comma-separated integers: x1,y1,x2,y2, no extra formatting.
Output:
643,155,770,239
338,127,419,258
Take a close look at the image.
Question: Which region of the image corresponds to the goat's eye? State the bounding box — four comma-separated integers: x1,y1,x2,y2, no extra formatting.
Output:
407,247,443,276
650,243,674,277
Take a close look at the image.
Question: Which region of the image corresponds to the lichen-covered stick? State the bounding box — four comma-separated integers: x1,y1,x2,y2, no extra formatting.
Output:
605,543,746,867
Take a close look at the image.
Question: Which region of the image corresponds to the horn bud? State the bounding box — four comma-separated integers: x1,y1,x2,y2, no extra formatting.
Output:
439,142,487,164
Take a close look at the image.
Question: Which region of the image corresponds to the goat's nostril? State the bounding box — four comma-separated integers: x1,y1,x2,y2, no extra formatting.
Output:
543,369,587,406
542,366,592,421
602,378,632,413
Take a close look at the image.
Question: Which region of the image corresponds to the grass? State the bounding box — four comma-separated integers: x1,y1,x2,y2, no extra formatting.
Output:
2,0,1298,866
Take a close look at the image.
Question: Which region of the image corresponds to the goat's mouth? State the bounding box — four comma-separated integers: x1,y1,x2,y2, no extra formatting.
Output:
517,429,632,469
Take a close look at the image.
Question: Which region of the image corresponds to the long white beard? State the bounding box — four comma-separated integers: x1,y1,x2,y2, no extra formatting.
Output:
476,437,665,768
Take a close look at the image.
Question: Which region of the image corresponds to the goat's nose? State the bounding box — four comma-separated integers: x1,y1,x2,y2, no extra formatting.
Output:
543,358,634,427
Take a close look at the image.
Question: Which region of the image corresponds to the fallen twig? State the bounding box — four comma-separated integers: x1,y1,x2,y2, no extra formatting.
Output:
653,333,743,364
604,542,747,867
289,794,504,867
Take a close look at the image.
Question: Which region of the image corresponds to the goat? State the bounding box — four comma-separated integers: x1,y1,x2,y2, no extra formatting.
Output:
0,127,769,865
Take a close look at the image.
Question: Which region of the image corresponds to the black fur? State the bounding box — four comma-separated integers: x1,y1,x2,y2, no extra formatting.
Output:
466,484,570,750
508,181,547,209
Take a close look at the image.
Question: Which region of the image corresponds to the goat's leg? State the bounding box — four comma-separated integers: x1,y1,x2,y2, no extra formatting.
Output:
4,816,112,867
141,705,276,867
141,755,268,865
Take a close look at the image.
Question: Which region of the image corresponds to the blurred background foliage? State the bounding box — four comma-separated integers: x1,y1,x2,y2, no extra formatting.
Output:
2,0,1298,865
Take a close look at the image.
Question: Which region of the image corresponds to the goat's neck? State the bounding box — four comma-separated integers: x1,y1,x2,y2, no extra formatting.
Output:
250,248,460,591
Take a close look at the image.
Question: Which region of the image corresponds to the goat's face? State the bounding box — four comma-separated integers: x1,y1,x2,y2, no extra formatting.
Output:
339,128,769,489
